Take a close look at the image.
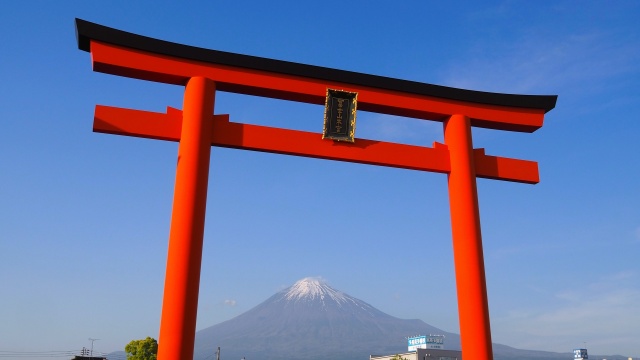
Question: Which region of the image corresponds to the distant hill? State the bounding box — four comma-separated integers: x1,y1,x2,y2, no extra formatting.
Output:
108,277,630,360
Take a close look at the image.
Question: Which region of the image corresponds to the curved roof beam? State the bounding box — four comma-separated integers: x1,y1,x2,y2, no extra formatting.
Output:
75,19,557,132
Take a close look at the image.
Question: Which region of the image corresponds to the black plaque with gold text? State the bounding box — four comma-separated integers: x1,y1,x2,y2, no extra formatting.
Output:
322,89,358,142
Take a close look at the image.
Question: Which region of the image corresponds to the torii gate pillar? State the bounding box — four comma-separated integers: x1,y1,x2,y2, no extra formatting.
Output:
445,114,493,359
158,77,215,360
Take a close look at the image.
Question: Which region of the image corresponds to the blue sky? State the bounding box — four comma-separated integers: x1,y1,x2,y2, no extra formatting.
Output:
1,1,639,359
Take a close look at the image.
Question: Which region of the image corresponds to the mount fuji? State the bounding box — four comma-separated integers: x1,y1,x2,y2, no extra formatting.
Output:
192,277,580,360
102,277,627,360
194,277,456,360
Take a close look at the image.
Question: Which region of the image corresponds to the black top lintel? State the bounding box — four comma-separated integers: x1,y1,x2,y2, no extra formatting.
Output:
75,18,557,112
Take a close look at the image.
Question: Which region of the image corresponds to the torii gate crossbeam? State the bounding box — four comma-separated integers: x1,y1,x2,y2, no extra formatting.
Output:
75,19,557,360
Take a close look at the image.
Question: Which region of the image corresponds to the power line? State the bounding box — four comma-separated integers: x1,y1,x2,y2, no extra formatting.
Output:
0,349,81,358
0,349,126,359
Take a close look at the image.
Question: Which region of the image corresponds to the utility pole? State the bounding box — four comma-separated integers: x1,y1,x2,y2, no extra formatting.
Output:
216,346,220,360
88,338,99,356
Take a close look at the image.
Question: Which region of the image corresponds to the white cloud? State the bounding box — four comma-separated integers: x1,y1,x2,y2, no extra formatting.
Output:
439,29,640,97
492,272,640,356
223,299,237,307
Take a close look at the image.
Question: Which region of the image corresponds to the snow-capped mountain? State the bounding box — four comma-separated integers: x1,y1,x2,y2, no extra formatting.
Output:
99,277,622,360
191,277,587,360
283,277,350,303
193,277,458,360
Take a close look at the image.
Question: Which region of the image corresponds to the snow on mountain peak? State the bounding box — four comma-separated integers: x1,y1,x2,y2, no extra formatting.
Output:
284,277,348,303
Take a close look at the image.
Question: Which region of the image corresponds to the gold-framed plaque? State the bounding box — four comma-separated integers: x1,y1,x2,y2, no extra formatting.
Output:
322,88,358,142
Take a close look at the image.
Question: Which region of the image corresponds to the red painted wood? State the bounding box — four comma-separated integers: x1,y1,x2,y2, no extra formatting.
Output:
90,40,546,133
157,77,215,360
445,114,493,360
94,105,539,184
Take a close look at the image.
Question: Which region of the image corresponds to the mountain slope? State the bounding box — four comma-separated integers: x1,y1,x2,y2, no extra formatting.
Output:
194,277,459,360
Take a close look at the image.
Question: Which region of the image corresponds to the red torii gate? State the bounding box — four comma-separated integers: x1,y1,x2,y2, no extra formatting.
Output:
75,19,556,360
